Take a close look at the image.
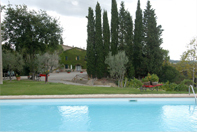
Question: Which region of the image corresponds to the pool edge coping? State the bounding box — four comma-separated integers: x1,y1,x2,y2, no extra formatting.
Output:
0,94,197,99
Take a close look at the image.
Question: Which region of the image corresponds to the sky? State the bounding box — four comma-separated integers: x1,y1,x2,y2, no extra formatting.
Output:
1,0,197,60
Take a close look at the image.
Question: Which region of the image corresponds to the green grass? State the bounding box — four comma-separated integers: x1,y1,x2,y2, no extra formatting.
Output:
0,80,189,95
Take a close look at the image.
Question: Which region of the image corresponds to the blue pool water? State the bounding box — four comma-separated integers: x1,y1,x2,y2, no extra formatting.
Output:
0,98,197,131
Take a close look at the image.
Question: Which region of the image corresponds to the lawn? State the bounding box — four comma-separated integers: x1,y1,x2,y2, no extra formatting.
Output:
0,80,189,95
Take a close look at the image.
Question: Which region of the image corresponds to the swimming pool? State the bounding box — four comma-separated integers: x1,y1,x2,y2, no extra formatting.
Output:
0,98,197,131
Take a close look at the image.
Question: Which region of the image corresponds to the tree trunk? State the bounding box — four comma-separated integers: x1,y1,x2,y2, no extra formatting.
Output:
45,73,48,84
32,72,35,81
9,71,11,81
8,66,11,81
118,79,120,87
124,78,127,87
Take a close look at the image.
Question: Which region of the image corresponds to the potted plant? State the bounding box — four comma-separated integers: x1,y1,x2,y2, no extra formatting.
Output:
142,77,150,86
16,74,21,81
67,70,71,73
151,74,159,85
80,70,83,73
147,73,152,82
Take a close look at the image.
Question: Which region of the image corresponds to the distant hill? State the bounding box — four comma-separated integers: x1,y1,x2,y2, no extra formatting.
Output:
169,60,180,64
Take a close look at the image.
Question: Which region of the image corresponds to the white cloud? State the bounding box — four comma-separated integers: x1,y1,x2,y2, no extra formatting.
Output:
71,1,79,6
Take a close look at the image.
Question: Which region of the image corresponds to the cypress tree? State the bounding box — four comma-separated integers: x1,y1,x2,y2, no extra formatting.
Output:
103,10,110,76
86,7,96,78
133,0,145,78
111,0,118,55
103,10,110,59
143,0,163,75
125,11,133,57
118,1,126,51
124,11,134,78
95,2,104,78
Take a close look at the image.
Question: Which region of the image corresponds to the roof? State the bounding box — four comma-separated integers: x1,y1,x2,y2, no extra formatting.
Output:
62,45,86,51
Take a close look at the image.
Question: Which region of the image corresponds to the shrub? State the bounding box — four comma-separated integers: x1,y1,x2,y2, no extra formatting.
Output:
174,79,193,91
151,74,159,82
147,73,152,81
161,81,178,91
181,79,193,86
174,83,188,91
142,77,149,82
166,83,178,91
158,65,182,83
67,70,71,73
128,78,143,88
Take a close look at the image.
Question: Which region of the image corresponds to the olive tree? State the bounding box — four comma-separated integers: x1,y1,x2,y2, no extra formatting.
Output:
37,52,59,83
3,51,24,81
105,51,128,87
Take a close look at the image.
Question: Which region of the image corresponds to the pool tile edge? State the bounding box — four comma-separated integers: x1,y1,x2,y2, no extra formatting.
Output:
0,94,196,99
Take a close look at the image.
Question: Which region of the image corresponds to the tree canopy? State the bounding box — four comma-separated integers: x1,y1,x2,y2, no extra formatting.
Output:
2,4,63,79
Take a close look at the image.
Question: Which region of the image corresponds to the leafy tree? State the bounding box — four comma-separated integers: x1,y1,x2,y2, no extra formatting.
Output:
86,7,96,78
143,0,163,75
161,49,170,65
176,37,197,84
111,0,118,55
103,10,110,76
158,64,181,83
37,52,59,83
133,0,145,78
3,51,24,81
95,2,104,79
105,51,128,87
2,4,63,80
60,37,64,45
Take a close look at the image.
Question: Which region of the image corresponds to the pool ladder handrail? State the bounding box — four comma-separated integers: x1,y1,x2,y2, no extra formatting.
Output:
189,85,197,104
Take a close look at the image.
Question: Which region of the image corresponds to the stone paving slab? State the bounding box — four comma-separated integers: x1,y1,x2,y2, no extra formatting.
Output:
0,94,196,99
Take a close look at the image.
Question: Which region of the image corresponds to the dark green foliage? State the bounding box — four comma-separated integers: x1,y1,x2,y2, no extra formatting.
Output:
103,10,110,76
125,11,134,78
2,43,13,52
118,1,126,51
86,7,96,77
2,4,63,78
111,0,118,55
143,0,163,75
118,2,134,79
133,0,145,78
60,48,87,69
60,37,64,45
127,64,135,79
158,65,181,83
95,2,104,79
103,11,110,59
124,11,133,57
161,49,170,64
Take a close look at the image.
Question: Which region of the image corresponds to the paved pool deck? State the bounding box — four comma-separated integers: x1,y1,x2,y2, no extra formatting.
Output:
0,94,196,99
